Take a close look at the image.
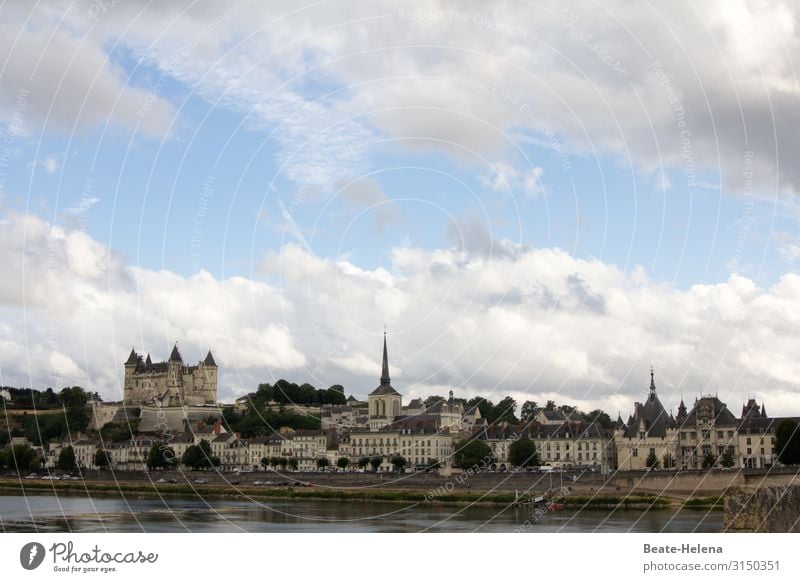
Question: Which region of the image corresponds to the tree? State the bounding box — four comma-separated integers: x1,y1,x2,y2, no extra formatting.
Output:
57,446,77,471
544,400,557,411
701,453,717,469
583,409,614,429
337,457,350,472
645,450,660,470
720,449,735,468
3,444,36,472
260,457,270,470
390,455,407,473
369,456,383,472
358,457,370,471
316,457,330,471
279,457,288,470
776,419,800,466
508,437,539,468
520,401,539,423
494,396,519,423
288,458,298,471
662,453,675,469
147,443,177,470
94,448,112,470
182,439,218,470
452,439,494,470
269,456,281,470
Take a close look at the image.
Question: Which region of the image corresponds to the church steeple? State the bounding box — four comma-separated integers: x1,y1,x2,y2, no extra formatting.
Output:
380,331,391,385
649,366,656,399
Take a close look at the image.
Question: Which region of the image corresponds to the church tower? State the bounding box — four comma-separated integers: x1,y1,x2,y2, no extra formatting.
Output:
368,332,402,430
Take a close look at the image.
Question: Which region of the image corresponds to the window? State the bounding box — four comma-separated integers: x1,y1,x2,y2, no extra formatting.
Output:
717,432,723,440
746,437,751,445
632,449,638,457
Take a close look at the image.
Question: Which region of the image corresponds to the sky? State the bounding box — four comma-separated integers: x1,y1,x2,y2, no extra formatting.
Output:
1,0,800,417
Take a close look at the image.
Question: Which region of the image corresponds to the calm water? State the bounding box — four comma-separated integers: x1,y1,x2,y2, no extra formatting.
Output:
0,493,722,533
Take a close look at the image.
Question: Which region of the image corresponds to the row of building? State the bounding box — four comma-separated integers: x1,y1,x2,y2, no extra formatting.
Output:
4,336,795,475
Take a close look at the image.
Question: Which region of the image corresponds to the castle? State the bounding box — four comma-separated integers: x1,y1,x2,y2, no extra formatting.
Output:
123,345,218,407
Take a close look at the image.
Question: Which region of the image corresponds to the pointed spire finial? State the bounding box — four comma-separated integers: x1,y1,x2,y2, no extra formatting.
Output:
380,330,390,385
649,365,656,397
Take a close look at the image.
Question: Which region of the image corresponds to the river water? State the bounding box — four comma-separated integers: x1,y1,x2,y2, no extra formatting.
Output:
0,493,722,533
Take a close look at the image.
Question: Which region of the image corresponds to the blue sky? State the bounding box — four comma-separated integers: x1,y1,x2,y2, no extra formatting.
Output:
2,1,800,415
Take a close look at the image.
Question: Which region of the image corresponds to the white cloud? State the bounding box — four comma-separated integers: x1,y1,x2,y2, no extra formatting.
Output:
15,0,796,196
3,212,799,415
0,8,174,137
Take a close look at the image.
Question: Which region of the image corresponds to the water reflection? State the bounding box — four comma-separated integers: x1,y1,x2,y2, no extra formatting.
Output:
0,493,722,533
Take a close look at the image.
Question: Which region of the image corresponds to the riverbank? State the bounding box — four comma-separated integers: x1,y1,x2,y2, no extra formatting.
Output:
0,478,686,510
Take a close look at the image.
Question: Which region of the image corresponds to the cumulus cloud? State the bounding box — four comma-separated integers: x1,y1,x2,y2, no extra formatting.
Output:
3,212,797,414
0,213,306,400
0,7,174,137
10,0,792,196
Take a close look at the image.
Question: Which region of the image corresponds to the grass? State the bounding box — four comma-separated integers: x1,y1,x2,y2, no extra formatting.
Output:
0,479,688,510
0,479,520,506
682,496,724,510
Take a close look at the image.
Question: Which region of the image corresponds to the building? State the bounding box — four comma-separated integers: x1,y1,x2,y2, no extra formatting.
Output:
123,345,217,407
615,370,678,471
367,333,402,430
615,370,798,471
473,420,615,473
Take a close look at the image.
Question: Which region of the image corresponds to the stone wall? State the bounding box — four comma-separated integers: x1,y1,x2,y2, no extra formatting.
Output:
724,485,800,532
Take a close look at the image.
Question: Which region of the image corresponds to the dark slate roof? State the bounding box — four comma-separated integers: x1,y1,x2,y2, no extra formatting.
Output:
125,348,138,365
369,333,400,396
541,410,567,421
406,398,424,409
622,372,673,438
145,353,152,366
169,344,183,362
370,384,400,396
387,416,446,435
204,350,217,366
682,396,738,427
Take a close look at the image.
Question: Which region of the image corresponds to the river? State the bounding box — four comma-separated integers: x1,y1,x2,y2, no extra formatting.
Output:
0,493,722,533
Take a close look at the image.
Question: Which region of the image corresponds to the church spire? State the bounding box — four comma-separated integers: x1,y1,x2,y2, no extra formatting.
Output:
380,331,391,385
649,366,656,398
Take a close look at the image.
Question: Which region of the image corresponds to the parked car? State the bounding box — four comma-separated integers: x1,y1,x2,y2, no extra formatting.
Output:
156,478,166,483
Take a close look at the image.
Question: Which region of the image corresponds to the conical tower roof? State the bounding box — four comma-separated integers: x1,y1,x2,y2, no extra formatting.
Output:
125,348,138,365
370,332,399,396
169,344,182,362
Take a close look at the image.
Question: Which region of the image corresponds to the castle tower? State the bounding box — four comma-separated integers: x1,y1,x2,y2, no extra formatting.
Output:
166,343,183,406
368,332,402,430
123,348,139,403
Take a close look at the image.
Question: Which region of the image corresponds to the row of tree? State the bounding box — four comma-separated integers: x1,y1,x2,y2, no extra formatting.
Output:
251,381,347,407
1,386,100,410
